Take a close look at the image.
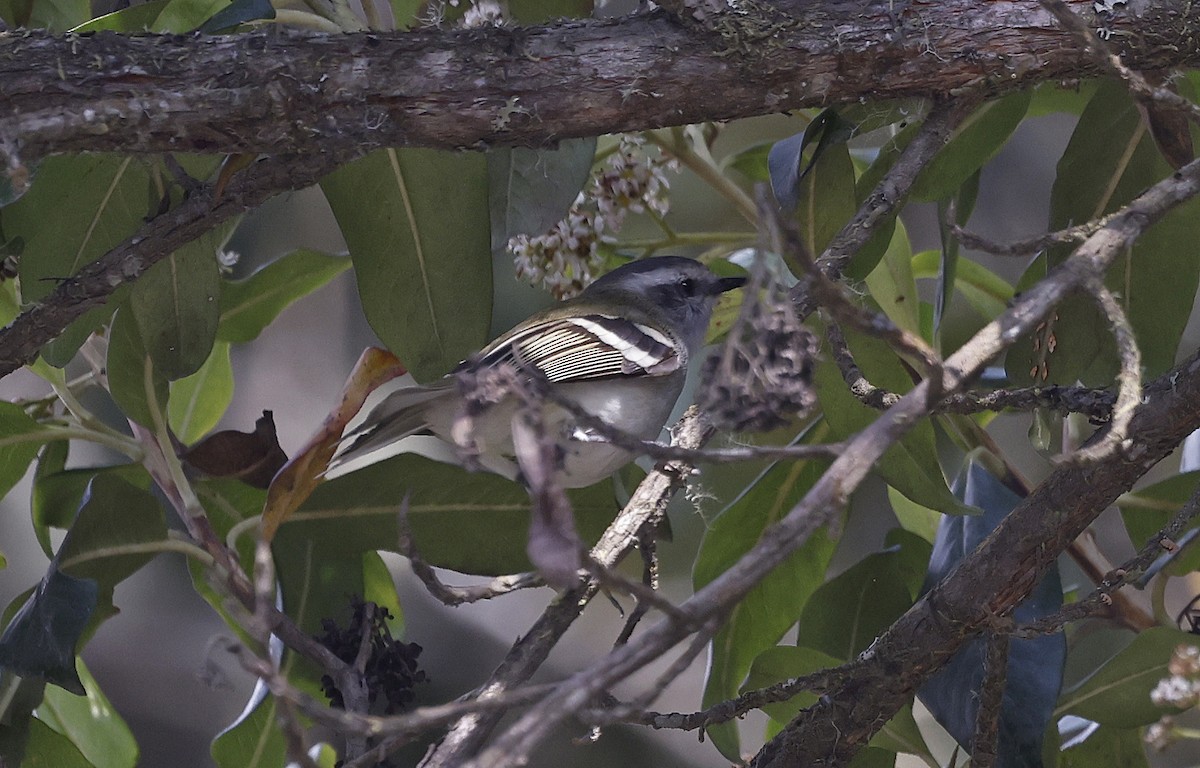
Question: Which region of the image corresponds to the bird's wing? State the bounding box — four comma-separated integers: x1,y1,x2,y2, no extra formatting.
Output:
472,314,683,382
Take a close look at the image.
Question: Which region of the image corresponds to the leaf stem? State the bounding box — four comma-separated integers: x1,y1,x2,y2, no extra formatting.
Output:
58,538,214,571
644,129,758,224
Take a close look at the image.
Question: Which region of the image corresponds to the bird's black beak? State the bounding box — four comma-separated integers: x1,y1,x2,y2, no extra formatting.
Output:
714,275,747,295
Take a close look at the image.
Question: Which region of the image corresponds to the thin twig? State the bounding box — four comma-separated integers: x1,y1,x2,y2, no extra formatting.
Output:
1014,477,1200,638
397,495,544,606
613,527,659,647
825,322,1116,421
1057,281,1141,464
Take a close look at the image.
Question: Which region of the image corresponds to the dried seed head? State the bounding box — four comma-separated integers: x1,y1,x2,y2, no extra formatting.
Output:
698,284,818,432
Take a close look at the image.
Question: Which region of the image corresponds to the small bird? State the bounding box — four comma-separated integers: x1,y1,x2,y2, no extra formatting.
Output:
336,256,745,488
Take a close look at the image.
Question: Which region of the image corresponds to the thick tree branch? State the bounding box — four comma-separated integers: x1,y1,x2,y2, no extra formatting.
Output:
2,0,1199,163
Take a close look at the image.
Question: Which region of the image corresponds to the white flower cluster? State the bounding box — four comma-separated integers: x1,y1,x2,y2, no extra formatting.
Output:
1146,644,1200,751
510,136,679,299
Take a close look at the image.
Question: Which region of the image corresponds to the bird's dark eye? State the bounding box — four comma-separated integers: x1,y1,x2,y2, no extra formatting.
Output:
679,277,696,296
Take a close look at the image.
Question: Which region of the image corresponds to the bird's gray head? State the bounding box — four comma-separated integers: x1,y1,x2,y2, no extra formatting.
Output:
584,256,746,350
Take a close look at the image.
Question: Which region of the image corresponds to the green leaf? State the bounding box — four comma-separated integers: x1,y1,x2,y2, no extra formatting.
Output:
868,703,933,760
863,220,919,336
211,687,287,768
40,304,116,369
910,249,1012,321
1056,626,1195,727
36,658,138,768
796,549,914,661
22,0,89,30
743,645,841,724
813,325,976,516
1117,471,1200,558
217,250,349,343
56,474,169,640
322,149,492,381
911,91,1032,202
0,569,96,694
886,486,941,544
1008,80,1200,386
1059,724,1149,768
693,459,838,760
725,141,773,182
0,402,45,502
20,718,93,768
487,140,596,253
32,463,152,562
106,307,169,428
283,454,618,575
198,0,274,31
130,227,224,380
362,550,404,636
169,340,234,445
791,141,858,268
1028,80,1100,117
9,156,151,304
151,0,228,31
70,0,169,30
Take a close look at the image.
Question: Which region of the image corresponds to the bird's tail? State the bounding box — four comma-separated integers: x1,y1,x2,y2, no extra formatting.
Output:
332,381,456,468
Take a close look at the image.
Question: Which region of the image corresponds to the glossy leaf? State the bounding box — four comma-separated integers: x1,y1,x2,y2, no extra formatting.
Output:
322,149,492,381
211,683,287,768
910,91,1031,203
1058,724,1149,768
864,220,919,335
1008,80,1200,386
130,227,224,380
36,659,138,768
9,156,151,304
198,0,274,31
883,527,933,600
693,459,838,759
20,719,93,768
911,249,1012,321
768,110,855,213
1027,80,1099,117
55,474,169,641
725,141,773,182
282,454,619,575
19,0,89,30
216,250,349,343
32,463,152,562
70,0,169,30
0,568,95,694
790,141,858,271
1056,627,1195,727
106,307,168,428
487,139,596,253
152,0,228,31
813,324,976,516
0,402,45,502
169,340,234,445
797,549,915,661
919,460,1065,768
743,645,840,724
1117,471,1200,571
886,486,941,544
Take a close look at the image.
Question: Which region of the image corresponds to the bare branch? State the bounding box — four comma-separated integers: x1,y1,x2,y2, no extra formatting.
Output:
1057,281,1142,464
825,321,1116,421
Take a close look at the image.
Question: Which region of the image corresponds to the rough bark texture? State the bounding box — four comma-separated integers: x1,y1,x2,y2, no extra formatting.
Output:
751,350,1200,766
1,0,1199,161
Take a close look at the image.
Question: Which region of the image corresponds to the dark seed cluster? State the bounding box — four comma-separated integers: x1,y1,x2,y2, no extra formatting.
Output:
699,288,818,432
316,596,427,715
